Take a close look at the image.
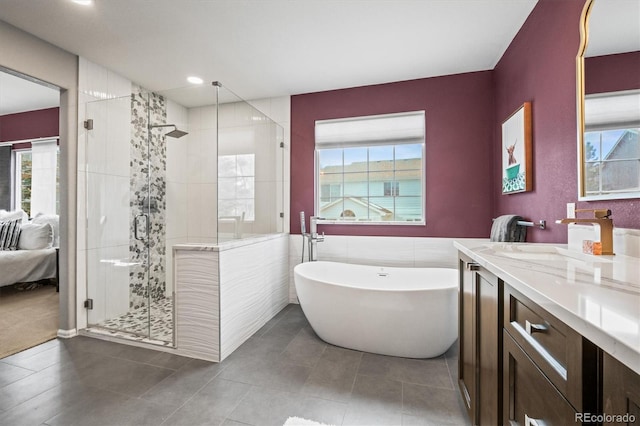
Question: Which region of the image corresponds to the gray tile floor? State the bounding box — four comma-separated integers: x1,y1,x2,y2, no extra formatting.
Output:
0,304,469,426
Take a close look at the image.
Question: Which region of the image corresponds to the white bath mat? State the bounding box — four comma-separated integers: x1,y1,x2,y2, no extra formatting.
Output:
283,417,334,426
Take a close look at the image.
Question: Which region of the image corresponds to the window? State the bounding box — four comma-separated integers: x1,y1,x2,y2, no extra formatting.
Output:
384,181,399,196
14,150,32,216
315,111,425,224
218,154,255,221
584,128,639,195
582,90,640,199
320,184,341,202
13,141,60,217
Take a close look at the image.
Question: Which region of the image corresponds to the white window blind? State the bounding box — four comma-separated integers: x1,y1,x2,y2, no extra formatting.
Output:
30,139,58,216
585,90,640,131
315,111,425,148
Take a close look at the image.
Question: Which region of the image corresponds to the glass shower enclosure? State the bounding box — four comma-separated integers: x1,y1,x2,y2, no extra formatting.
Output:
83,82,284,345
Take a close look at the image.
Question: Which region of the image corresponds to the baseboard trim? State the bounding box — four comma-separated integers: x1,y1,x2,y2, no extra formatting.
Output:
57,329,77,339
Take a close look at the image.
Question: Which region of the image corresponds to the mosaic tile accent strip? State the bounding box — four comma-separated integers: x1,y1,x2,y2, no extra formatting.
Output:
129,85,168,309
97,296,173,344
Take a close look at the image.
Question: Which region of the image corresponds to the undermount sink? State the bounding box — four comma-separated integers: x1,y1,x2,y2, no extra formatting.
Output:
487,244,614,263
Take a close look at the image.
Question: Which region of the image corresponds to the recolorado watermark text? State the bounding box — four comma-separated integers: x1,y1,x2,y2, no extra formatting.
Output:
575,413,636,423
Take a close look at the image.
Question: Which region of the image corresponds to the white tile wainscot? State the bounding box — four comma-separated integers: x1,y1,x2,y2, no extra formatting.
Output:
173,233,289,362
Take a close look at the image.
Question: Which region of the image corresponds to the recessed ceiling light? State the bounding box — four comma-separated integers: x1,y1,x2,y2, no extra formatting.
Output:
71,0,93,5
187,76,204,85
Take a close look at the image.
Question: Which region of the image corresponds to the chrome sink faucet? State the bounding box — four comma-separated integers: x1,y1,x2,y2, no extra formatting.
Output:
556,209,614,255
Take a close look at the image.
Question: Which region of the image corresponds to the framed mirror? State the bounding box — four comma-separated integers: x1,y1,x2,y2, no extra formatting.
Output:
577,0,640,200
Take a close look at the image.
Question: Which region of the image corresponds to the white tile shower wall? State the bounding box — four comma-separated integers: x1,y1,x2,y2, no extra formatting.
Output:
165,99,190,297
173,234,288,362
219,234,289,359
174,248,220,362
186,105,217,243
248,97,291,233
77,58,133,326
288,235,482,303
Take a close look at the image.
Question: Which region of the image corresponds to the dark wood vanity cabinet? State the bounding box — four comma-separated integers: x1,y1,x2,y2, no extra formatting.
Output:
502,285,600,425
458,253,502,425
603,352,640,426
458,252,640,425
504,330,579,425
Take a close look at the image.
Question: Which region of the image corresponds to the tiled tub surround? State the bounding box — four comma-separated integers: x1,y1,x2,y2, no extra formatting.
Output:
173,233,289,362
454,239,640,374
288,235,486,303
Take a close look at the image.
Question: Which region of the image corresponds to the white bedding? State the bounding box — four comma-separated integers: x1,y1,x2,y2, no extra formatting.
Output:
0,248,57,287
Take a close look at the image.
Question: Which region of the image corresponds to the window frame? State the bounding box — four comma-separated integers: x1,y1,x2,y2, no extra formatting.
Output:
13,148,33,215
579,90,640,200
314,111,426,226
217,153,256,222
11,143,61,217
583,127,640,197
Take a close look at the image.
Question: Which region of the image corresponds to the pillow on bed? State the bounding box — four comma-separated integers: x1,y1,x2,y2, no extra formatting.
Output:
0,209,29,223
18,222,54,250
31,213,60,248
0,219,22,251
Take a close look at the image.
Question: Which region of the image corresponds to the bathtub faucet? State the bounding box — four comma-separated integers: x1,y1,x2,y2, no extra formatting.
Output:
309,216,325,261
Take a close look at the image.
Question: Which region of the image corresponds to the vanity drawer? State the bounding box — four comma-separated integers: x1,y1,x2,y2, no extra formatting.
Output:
504,331,579,425
503,285,587,411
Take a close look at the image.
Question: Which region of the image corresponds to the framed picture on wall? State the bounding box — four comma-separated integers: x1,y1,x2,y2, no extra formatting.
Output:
501,102,532,194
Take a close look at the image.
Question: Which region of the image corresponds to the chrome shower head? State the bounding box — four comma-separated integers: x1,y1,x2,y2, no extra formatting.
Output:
164,128,188,138
148,123,188,138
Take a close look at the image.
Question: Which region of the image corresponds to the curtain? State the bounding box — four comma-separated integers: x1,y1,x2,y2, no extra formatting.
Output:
30,139,57,216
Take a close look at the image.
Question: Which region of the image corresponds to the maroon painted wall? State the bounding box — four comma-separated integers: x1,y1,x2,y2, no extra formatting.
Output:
290,0,639,240
585,51,640,94
291,71,495,237
494,0,639,242
0,107,59,144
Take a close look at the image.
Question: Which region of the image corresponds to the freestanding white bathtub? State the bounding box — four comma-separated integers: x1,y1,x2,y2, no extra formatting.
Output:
294,261,458,358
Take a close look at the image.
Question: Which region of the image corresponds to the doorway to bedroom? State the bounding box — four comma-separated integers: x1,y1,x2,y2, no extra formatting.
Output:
0,69,61,359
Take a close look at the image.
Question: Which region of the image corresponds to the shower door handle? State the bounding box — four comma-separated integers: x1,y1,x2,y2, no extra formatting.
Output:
134,214,148,241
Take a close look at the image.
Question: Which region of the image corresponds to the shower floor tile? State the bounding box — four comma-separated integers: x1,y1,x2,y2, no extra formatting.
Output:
93,297,173,344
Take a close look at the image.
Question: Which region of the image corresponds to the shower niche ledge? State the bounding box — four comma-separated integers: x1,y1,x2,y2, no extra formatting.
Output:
172,234,289,362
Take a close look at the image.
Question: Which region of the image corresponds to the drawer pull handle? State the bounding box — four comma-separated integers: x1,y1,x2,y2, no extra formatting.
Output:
525,414,545,426
525,320,548,335
466,262,480,271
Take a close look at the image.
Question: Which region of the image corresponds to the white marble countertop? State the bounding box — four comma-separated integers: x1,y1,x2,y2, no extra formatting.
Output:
454,240,640,374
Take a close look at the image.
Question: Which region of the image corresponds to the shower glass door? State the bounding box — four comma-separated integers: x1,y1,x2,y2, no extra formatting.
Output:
84,93,156,342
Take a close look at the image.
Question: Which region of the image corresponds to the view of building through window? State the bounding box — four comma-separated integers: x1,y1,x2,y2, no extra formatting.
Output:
315,111,425,224
317,144,423,222
584,128,639,195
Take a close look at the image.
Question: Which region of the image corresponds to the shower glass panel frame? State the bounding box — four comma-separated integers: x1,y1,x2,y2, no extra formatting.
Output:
84,82,284,347
214,84,285,242
157,81,285,244
84,90,175,345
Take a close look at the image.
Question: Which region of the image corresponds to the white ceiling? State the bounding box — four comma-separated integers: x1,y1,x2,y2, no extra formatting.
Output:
0,71,60,115
1,0,637,115
0,0,540,107
585,0,640,57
